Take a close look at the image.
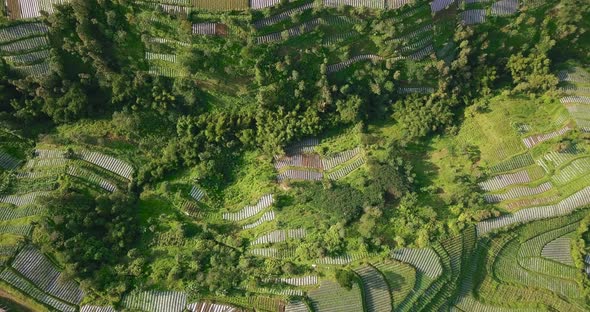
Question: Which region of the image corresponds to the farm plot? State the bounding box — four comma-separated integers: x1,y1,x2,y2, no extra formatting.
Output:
79,151,134,180
0,205,43,221
11,246,84,304
540,236,574,266
278,169,323,182
275,275,318,286
0,23,48,44
253,3,316,29
326,55,383,73
560,96,590,104
390,247,442,279
285,138,318,154
122,290,187,312
189,185,205,201
323,0,386,9
479,170,531,191
354,265,392,312
81,306,117,312
308,279,364,312
285,300,309,312
248,247,296,258
489,152,534,174
408,44,433,60
321,148,361,171
0,224,33,236
430,0,454,13
187,301,244,311
3,49,49,65
67,166,117,192
387,0,413,9
0,268,77,312
0,151,21,170
483,182,553,203
13,62,50,76
522,126,572,148
326,156,366,180
316,252,368,265
0,191,47,207
250,0,281,10
250,228,306,245
536,146,581,172
490,0,519,15
476,186,590,236
274,154,323,170
558,69,590,83
398,87,434,94
242,210,275,229
223,194,274,221
551,157,590,185
0,36,49,54
256,18,322,44
460,9,486,25
503,194,559,211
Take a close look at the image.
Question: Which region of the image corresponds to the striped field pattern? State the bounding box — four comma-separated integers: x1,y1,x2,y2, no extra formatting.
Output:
223,194,274,221
322,147,361,171
0,36,49,54
354,265,392,312
430,0,454,12
327,54,383,73
122,290,187,312
479,170,531,192
0,191,47,207
477,186,590,236
0,224,33,236
309,280,364,312
399,87,435,94
67,166,117,192
408,44,433,60
192,23,217,35
254,3,315,29
256,18,322,44
0,151,21,170
551,157,590,185
484,182,553,203
522,126,572,148
187,301,243,311
0,205,43,221
242,210,275,229
0,23,48,44
391,247,443,278
81,306,117,312
278,169,323,181
250,0,281,10
189,186,205,201
323,0,386,9
276,275,318,286
490,0,519,15
558,70,590,83
460,9,486,25
0,268,77,312
251,228,306,245
489,152,535,174
79,151,134,179
4,48,49,65
541,236,574,266
387,0,413,9
11,246,84,304
326,156,366,180
13,62,50,76
560,96,590,104
285,300,309,312
317,252,368,265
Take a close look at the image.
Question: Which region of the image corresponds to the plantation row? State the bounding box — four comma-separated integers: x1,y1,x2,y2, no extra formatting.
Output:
0,191,47,207
483,181,553,203
551,157,590,185
275,275,318,286
67,166,118,192
0,205,43,221
145,52,177,63
0,224,33,236
491,0,519,16
460,9,486,25
256,18,322,44
327,54,383,73
316,252,368,265
562,85,590,95
285,300,308,312
81,306,117,312
326,156,366,180
0,151,21,170
308,280,364,312
537,145,579,172
504,194,559,211
354,265,392,312
390,247,443,279
242,210,275,229
560,95,590,104
540,236,574,265
253,3,316,29
250,228,306,245
0,36,48,54
274,154,323,170
222,194,274,221
408,44,433,60
522,126,572,148
392,23,433,44
4,48,49,65
187,301,244,311
285,138,318,154
476,185,590,235
79,151,134,180
122,290,187,312
321,147,361,170
479,170,531,191
11,246,84,304
0,22,48,44
489,152,534,174
248,247,296,258
192,23,218,35
558,70,590,83
0,268,77,312
398,86,435,94
277,169,324,182
189,185,205,201
13,61,50,75
430,0,453,12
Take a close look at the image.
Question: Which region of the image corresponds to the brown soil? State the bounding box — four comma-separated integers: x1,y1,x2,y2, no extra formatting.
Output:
5,0,21,20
